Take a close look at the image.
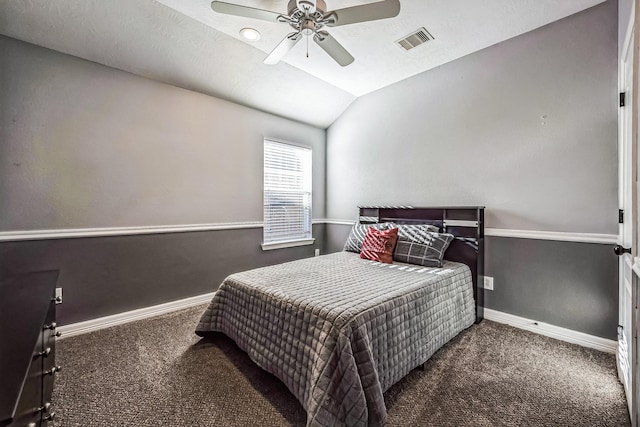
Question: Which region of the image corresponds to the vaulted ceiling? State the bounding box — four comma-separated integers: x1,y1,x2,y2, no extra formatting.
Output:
0,0,605,128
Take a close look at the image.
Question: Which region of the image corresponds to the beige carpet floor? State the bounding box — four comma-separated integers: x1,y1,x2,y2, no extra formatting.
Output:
52,305,629,426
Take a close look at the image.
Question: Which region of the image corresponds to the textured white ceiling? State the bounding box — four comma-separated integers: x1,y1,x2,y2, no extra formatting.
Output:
0,0,355,128
0,0,606,128
159,0,606,96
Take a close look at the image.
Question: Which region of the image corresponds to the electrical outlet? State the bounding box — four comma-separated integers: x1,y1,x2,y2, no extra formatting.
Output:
55,287,63,304
482,276,494,291
314,249,320,257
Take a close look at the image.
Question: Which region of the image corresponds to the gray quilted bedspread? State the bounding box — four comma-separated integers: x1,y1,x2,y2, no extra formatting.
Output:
196,251,475,427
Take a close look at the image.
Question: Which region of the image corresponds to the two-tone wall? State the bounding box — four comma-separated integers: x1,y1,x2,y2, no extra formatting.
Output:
0,35,327,325
325,1,619,339
0,1,622,341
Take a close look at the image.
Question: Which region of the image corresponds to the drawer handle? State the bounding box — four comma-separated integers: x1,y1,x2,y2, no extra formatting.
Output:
37,347,52,358
43,412,56,422
45,365,61,376
44,322,57,331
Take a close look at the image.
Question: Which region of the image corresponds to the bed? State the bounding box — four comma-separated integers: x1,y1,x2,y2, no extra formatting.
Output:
196,206,485,426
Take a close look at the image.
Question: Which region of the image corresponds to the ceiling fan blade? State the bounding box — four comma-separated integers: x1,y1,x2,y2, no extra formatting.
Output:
327,0,400,27
264,32,303,65
211,1,282,22
313,32,354,67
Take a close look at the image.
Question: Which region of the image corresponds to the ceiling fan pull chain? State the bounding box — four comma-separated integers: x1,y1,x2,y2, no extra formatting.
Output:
306,34,309,58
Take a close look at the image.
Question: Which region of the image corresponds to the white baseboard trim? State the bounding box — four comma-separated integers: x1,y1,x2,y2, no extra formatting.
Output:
58,294,618,357
484,308,617,354
57,292,215,339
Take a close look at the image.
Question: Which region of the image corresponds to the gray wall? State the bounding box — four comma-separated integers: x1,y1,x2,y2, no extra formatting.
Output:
0,226,325,325
485,236,618,339
0,35,328,324
325,2,619,339
0,35,326,230
325,223,618,340
0,3,622,340
326,1,617,234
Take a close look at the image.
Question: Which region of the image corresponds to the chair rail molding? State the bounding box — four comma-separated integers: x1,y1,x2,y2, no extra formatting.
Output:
321,220,617,244
0,220,617,244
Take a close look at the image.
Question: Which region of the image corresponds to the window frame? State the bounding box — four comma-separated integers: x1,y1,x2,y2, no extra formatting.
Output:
261,138,314,251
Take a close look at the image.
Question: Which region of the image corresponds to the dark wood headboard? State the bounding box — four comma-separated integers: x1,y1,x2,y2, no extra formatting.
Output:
358,206,485,323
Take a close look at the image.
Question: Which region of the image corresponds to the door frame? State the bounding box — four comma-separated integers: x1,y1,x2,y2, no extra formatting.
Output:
619,2,639,425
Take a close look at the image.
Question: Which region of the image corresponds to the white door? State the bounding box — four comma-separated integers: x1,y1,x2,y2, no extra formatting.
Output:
619,5,638,425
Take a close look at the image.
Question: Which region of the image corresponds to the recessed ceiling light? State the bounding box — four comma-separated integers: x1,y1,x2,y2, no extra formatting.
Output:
239,28,261,42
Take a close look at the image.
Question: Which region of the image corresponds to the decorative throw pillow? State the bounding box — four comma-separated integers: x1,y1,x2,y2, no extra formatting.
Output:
393,225,454,267
360,227,399,264
343,222,396,253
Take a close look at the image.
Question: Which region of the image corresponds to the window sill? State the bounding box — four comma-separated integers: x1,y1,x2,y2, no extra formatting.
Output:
261,238,316,251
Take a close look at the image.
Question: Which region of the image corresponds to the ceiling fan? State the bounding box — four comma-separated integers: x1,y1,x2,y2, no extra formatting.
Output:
210,0,401,67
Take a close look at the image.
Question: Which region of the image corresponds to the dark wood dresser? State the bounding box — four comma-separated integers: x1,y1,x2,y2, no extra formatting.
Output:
0,271,61,427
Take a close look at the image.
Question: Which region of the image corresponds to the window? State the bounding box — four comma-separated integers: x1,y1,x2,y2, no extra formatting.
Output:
262,139,313,250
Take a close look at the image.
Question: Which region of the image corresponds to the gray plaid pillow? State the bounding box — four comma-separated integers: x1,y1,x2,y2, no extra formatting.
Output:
343,222,396,253
393,224,454,267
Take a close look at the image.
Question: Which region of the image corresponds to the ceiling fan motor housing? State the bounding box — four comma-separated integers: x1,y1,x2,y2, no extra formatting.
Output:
288,0,326,15
286,0,328,36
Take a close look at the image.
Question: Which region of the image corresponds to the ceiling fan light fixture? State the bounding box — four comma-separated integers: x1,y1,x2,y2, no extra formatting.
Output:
301,20,315,36
239,27,261,41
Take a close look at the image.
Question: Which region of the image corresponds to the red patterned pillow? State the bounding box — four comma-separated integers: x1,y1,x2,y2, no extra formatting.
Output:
360,227,399,264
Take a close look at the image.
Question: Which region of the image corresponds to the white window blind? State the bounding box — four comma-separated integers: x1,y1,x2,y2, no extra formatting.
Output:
263,139,312,245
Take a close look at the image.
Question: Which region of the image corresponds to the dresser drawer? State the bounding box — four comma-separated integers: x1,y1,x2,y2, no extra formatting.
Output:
0,271,60,427
9,334,44,427
42,302,58,411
